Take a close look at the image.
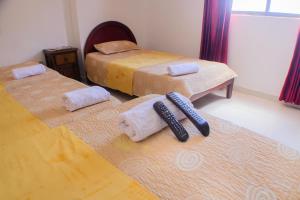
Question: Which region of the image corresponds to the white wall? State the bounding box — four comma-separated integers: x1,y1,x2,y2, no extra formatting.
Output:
143,0,204,58
63,0,81,49
228,15,300,97
0,0,147,79
101,0,148,48
1,0,299,97
73,0,148,50
74,0,106,51
142,2,300,97
0,0,68,66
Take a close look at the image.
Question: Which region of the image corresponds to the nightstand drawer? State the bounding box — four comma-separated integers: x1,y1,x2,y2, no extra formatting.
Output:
56,64,80,80
55,53,76,65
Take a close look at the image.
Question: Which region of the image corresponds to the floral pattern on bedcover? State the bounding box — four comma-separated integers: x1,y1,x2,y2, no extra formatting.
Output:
1,62,299,200
64,96,300,200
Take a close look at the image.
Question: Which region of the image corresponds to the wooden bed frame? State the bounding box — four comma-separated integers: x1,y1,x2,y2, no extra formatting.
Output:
190,79,234,101
84,21,234,101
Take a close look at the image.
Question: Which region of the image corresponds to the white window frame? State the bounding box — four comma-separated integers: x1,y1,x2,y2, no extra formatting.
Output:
232,0,300,18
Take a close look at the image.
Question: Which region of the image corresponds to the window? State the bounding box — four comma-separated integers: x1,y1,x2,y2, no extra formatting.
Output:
232,0,267,12
232,0,300,16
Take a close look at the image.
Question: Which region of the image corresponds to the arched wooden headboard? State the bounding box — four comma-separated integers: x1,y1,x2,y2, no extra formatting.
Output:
84,21,137,57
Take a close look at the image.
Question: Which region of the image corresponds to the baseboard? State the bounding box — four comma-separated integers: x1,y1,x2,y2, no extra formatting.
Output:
234,86,278,101
234,86,300,109
283,102,300,109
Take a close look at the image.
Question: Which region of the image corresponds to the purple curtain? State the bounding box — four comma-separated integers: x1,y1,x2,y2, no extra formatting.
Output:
200,0,233,64
279,30,300,105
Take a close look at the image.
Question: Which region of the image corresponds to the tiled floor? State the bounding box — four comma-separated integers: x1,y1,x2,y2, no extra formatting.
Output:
193,90,300,152
110,89,300,152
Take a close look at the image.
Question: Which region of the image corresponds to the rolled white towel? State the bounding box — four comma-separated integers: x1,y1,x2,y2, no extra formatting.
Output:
167,63,199,76
119,93,193,142
12,64,46,80
63,86,110,111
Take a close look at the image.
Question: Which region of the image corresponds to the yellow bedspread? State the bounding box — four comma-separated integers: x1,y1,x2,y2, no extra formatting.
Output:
0,86,157,200
106,51,181,94
85,50,237,98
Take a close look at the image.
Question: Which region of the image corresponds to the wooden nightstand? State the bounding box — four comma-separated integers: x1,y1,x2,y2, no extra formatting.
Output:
43,47,81,81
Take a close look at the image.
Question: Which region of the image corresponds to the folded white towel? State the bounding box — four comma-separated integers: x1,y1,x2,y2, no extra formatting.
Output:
167,63,199,76
118,93,194,142
63,86,111,111
12,64,46,80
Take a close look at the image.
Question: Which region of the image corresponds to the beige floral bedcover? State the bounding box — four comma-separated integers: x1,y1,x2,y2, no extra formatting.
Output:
1,62,299,200
0,62,121,127
65,96,300,200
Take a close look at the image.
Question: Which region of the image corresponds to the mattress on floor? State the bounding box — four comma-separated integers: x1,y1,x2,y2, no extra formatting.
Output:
65,95,300,200
85,49,237,97
0,62,121,127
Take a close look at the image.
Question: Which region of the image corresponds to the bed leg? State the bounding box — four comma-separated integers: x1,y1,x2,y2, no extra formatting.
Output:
226,80,234,99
